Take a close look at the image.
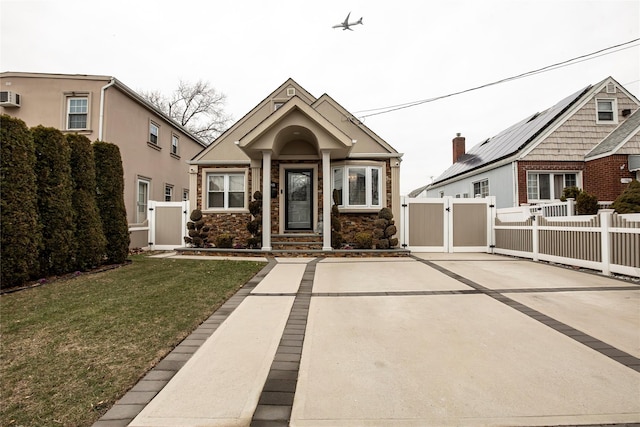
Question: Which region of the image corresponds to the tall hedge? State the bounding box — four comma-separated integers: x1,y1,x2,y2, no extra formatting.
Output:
93,141,130,264
32,126,76,276
67,134,107,270
0,115,41,288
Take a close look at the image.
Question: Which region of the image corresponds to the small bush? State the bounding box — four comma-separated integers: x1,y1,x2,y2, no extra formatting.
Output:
354,232,373,249
246,191,262,248
215,234,234,248
190,209,203,221
184,209,210,247
560,186,581,202
330,189,343,249
576,191,598,215
611,180,640,213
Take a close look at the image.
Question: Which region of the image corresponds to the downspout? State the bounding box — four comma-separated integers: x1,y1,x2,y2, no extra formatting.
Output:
512,161,519,207
98,77,116,141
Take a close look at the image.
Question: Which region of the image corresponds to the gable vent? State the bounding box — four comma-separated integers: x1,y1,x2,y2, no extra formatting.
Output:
0,91,21,107
606,82,616,94
286,88,295,97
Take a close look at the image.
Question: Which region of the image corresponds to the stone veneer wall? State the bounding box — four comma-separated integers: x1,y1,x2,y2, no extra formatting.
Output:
197,164,254,247
197,158,395,247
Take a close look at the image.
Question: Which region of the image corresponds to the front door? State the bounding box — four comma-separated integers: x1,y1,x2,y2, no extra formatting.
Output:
285,169,313,230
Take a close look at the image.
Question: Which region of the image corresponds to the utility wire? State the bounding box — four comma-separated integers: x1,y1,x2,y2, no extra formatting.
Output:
355,38,640,118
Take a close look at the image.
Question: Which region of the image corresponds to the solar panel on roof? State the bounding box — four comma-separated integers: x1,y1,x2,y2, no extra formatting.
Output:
432,85,591,184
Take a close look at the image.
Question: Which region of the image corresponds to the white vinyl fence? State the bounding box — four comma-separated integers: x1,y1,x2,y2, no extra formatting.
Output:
147,201,190,250
494,211,640,277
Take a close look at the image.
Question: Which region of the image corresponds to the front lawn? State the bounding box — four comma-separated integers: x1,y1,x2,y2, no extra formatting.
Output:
0,255,265,427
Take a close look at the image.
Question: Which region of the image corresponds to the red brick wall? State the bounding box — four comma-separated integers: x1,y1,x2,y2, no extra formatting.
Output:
517,161,584,205
584,155,636,201
517,158,634,204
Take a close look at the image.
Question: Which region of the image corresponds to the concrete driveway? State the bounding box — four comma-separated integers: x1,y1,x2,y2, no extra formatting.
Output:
96,253,640,427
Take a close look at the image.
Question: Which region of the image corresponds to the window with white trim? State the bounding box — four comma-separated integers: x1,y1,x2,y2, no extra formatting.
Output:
527,172,578,202
149,122,159,145
137,178,150,223
171,134,179,155
473,179,489,197
206,172,246,209
67,97,88,129
332,165,382,209
596,99,617,124
164,184,173,202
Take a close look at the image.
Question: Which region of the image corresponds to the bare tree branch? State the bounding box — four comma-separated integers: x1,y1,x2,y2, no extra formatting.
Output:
139,80,232,145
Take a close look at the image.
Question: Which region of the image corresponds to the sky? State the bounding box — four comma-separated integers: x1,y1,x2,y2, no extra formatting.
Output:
1,0,638,194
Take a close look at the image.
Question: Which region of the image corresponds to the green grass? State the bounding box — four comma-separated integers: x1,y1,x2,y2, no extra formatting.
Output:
0,255,266,427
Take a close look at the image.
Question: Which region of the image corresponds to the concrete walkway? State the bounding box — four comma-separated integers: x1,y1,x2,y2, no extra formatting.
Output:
94,254,640,427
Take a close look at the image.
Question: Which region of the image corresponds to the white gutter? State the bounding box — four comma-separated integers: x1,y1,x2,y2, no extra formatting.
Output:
98,77,116,141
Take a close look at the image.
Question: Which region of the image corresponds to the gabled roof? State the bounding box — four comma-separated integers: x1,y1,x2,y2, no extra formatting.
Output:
431,85,590,185
585,109,640,160
191,78,400,163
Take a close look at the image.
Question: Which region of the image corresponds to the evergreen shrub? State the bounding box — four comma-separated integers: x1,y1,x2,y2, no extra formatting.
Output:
94,141,130,264
0,115,41,288
32,126,76,275
611,179,640,213
67,134,107,270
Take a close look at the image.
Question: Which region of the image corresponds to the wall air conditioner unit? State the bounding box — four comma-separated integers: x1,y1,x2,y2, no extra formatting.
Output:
0,91,21,107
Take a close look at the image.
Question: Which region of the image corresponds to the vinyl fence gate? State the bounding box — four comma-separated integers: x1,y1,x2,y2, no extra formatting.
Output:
400,196,496,252
147,200,190,250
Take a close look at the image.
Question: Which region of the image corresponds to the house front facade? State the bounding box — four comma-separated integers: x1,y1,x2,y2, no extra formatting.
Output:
189,79,402,250
420,77,640,208
0,72,207,247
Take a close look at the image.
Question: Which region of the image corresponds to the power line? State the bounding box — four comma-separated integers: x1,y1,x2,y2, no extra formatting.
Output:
355,38,640,118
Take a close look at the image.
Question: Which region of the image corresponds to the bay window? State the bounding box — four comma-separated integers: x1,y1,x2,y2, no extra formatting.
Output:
332,165,382,209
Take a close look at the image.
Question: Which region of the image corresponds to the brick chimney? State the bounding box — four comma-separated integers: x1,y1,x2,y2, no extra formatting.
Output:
452,133,465,163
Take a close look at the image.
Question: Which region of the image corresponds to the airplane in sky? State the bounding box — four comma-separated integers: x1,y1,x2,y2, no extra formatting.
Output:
332,12,363,31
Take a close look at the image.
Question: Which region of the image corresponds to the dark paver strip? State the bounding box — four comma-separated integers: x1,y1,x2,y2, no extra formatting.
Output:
251,258,321,426
91,258,277,427
411,255,640,373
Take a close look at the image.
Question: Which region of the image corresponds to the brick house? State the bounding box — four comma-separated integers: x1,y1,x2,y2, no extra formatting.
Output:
188,79,403,250
418,77,640,208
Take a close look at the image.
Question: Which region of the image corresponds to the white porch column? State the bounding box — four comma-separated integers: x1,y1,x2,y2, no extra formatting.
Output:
322,150,332,251
261,151,272,251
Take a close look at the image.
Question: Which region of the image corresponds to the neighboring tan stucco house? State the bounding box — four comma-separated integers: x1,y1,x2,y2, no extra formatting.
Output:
417,77,640,208
189,78,403,250
0,72,207,247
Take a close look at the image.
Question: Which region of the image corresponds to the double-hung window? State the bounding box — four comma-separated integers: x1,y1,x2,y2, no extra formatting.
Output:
473,179,489,197
137,178,150,223
332,165,382,209
149,122,159,145
164,184,173,202
527,172,577,202
67,97,88,129
206,172,246,209
171,134,179,155
596,99,617,124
